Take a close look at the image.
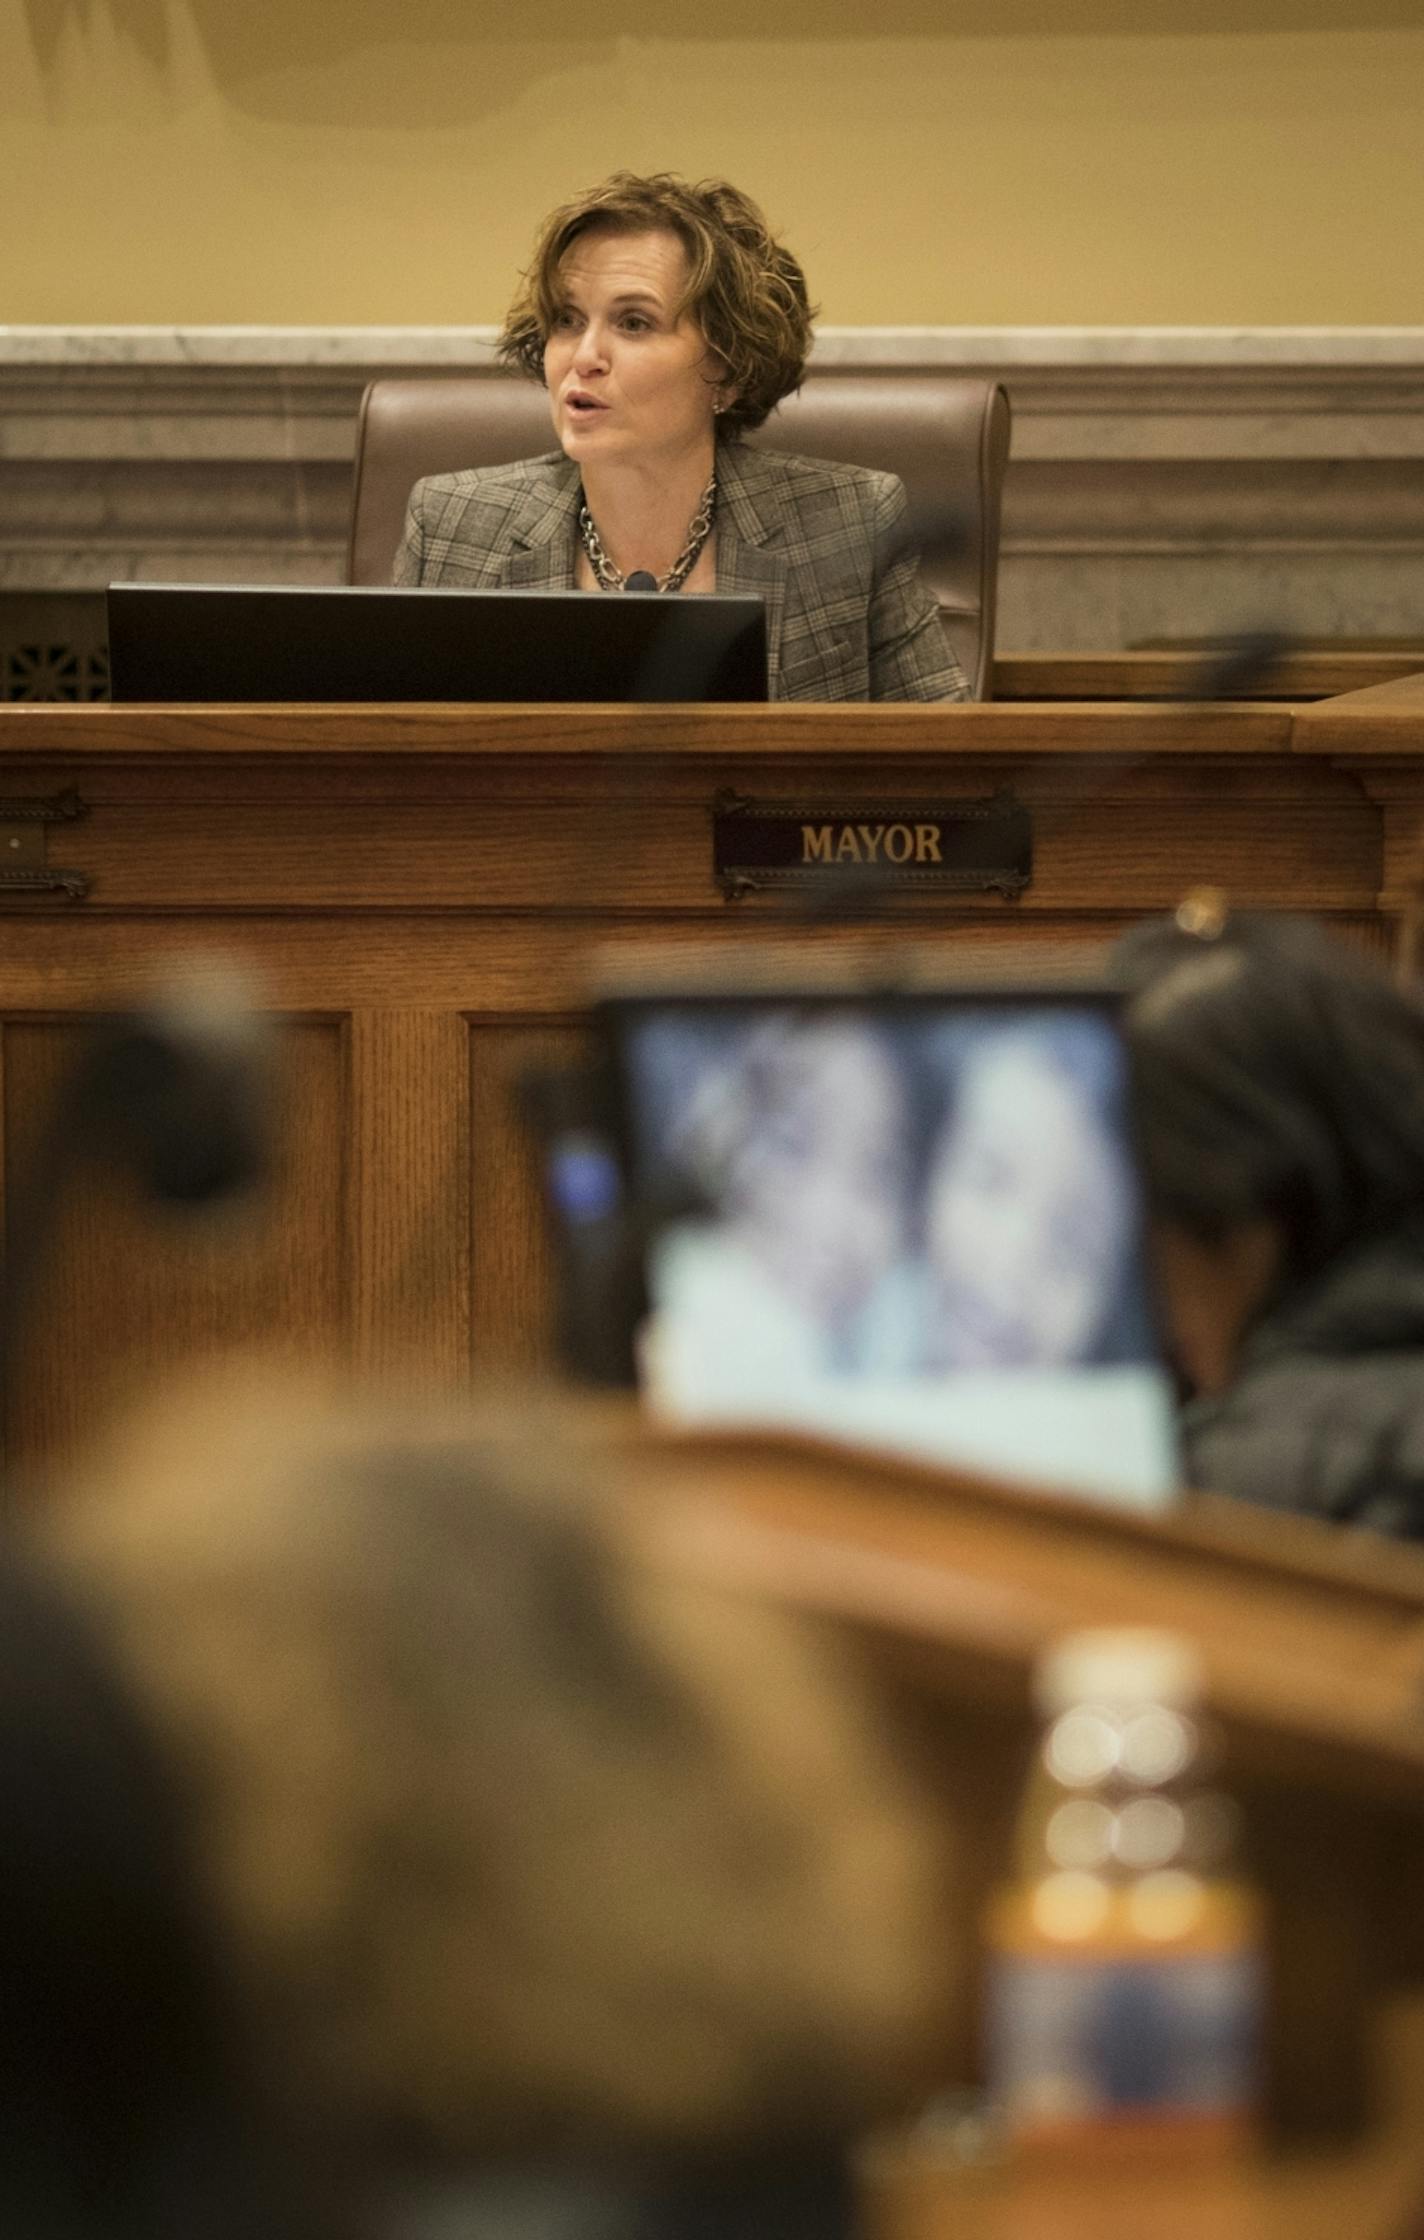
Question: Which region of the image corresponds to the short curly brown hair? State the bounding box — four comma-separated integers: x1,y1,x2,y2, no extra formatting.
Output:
499,172,815,436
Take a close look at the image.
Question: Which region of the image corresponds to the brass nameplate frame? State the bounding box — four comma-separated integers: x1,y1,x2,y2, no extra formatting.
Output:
711,787,1031,901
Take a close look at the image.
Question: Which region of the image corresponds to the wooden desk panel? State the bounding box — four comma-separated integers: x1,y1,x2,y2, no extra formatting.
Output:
618,1425,1424,1806
994,650,1424,702
4,675,1424,2220
0,701,1300,757
869,2027,1424,2240
0,696,1412,1462
0,770,1376,915
3,1016,350,1463
615,1421,1424,2175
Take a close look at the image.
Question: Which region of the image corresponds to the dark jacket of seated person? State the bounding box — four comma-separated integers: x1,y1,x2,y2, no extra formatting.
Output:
1115,907,1424,1535
394,441,966,706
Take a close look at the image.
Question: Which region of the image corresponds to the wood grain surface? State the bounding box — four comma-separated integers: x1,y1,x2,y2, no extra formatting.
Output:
348,1008,471,1389
1293,671,1424,755
616,1423,1424,1806
468,1017,584,1372
0,700,1299,758
0,692,1412,1470
2,691,1423,2217
993,652,1424,703
2,1014,347,1471
866,1991,1424,2240
613,1420,1424,2150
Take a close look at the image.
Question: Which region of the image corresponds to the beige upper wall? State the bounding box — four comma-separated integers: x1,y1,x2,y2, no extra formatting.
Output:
6,0,1424,326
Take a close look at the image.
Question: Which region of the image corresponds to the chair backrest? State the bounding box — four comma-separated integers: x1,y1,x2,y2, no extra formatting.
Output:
347,372,1012,697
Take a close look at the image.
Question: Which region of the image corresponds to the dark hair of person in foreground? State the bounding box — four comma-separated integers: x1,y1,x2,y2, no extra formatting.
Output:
1114,908,1424,1532
0,1546,329,2240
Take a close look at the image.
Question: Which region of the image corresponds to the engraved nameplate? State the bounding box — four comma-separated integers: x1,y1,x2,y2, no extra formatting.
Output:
711,787,1031,901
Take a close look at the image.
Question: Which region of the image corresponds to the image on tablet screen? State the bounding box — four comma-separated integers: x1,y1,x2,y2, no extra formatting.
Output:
614,999,1178,1510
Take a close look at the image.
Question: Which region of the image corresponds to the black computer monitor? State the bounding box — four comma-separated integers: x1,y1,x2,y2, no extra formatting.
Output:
106,584,769,703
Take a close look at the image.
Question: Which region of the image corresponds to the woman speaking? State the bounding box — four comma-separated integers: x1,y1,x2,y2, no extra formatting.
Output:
394,173,967,703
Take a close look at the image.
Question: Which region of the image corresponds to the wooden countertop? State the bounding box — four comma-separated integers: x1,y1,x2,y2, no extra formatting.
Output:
992,653,1424,703
0,700,1302,757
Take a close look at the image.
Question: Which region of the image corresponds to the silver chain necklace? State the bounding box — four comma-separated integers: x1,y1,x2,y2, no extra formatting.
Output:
578,475,716,594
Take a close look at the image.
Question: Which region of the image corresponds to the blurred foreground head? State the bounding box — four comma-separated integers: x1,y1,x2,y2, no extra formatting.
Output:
1115,910,1424,1397
39,1379,954,2175
0,1546,323,2240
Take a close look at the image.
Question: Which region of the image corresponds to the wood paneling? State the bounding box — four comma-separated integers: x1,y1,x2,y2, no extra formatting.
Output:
0,694,1413,1463
0,701,1300,759
468,1019,585,1375
612,1418,1424,2167
6,694,1424,2214
868,2009,1424,2240
1293,670,1424,756
349,1008,471,1390
2,1013,347,1470
0,785,1371,914
994,651,1424,702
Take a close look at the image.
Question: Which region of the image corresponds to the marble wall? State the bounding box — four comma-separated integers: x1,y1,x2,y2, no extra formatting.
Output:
3,326,1423,692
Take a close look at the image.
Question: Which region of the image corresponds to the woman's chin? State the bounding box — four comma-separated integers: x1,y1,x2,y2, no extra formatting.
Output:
559,416,620,459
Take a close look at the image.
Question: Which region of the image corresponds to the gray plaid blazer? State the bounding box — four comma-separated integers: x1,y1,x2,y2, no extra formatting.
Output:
393,441,968,703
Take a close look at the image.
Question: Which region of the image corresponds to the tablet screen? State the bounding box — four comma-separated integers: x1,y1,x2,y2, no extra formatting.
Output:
609,996,1178,1509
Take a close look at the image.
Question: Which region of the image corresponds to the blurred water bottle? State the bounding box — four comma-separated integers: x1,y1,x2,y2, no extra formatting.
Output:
984,1628,1263,2156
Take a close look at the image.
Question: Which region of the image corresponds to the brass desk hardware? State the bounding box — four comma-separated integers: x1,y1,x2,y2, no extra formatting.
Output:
0,787,90,901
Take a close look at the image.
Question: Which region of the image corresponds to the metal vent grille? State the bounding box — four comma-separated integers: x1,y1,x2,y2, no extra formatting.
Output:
0,598,109,702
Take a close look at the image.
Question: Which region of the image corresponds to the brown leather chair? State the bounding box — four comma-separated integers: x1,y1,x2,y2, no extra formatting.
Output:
346,372,1011,697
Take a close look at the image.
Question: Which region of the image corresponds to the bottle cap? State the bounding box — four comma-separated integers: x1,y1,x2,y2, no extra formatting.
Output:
1034,1629,1204,1718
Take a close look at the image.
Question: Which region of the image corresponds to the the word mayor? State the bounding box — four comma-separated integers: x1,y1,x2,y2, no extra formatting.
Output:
799,821,945,867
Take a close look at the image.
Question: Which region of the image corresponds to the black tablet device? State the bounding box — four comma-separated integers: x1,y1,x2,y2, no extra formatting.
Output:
599,983,1178,1510
106,584,769,703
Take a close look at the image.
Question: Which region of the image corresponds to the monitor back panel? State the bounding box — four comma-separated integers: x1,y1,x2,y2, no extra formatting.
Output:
106,585,770,703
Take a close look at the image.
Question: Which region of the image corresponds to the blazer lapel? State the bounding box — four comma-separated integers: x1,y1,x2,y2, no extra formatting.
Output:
505,454,581,589
714,442,788,691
